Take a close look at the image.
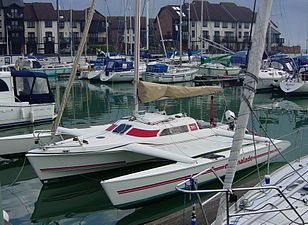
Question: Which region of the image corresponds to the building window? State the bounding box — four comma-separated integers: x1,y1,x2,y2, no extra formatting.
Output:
0,20,1,28
214,31,220,37
10,9,18,17
11,33,19,38
222,22,228,28
231,23,236,29
192,30,195,38
72,21,78,28
27,21,35,28
238,31,242,38
202,31,208,38
244,32,249,38
45,21,52,28
202,20,207,27
214,21,220,28
191,21,195,27
59,21,64,28
73,32,79,39
244,23,250,29
28,32,35,38
11,21,18,26
59,32,64,39
238,23,242,29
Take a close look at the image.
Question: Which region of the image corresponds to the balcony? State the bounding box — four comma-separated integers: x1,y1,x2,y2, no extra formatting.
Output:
44,37,55,43
8,25,24,31
60,37,71,44
6,13,24,19
213,35,221,43
87,37,105,44
222,36,237,43
26,37,37,43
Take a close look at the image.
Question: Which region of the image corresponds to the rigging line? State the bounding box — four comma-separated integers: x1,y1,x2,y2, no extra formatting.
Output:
251,110,262,182
245,97,308,184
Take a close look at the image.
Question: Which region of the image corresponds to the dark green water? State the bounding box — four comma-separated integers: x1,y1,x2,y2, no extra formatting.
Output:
1,79,308,225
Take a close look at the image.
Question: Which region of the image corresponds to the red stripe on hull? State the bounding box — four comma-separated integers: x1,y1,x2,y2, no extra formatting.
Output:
117,149,278,194
41,161,126,172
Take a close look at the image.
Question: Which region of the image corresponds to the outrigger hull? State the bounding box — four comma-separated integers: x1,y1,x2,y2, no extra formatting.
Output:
101,139,290,208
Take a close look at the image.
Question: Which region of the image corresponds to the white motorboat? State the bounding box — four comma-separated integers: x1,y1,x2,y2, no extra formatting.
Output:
100,60,146,83
279,65,308,94
257,68,289,90
198,63,241,76
142,63,198,83
15,57,72,77
101,128,290,207
227,155,308,225
0,70,56,128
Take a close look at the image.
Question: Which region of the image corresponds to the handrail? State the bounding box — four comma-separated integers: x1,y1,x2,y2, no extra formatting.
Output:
176,181,305,224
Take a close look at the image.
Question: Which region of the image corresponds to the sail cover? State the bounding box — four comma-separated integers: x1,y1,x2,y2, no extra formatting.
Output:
138,81,223,103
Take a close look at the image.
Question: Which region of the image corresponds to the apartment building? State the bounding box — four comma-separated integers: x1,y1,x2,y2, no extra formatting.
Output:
155,1,282,53
24,2,106,55
0,0,25,55
59,9,107,55
108,16,155,54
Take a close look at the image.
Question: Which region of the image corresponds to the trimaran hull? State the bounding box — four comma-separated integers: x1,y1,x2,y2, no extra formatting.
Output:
101,139,290,208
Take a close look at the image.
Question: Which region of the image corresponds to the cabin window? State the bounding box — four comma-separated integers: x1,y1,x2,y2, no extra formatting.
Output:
112,124,132,134
15,77,34,96
160,125,189,136
0,79,9,92
32,77,49,94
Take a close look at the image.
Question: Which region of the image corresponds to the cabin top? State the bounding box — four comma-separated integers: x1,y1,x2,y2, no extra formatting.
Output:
104,112,200,138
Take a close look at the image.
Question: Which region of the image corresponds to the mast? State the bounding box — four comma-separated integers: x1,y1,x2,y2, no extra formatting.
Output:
124,0,128,55
51,0,97,140
200,0,204,53
70,0,73,61
157,16,167,58
56,0,60,63
133,0,141,113
214,0,273,224
188,0,191,50
146,0,149,52
129,2,133,55
105,2,109,56
179,0,182,65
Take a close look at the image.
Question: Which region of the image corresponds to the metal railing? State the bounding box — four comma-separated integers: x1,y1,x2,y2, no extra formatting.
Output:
176,167,305,225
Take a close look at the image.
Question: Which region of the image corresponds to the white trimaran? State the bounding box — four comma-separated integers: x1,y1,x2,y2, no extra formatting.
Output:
99,0,290,208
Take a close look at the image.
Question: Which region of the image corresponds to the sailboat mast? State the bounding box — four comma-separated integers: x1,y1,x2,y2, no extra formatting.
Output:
105,1,109,56
179,0,182,64
200,0,204,53
51,0,97,140
124,0,128,55
56,0,60,63
146,0,149,52
129,2,133,55
70,0,73,61
134,0,141,113
214,1,273,224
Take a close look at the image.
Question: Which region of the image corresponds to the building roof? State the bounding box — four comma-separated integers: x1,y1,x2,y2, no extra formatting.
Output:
24,2,57,21
189,1,254,23
59,9,105,21
156,4,189,21
0,0,24,8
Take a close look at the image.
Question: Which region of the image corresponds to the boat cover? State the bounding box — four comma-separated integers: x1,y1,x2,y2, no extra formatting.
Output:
137,81,222,103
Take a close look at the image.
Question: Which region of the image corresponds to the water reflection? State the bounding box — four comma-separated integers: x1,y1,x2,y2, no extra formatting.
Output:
1,81,308,225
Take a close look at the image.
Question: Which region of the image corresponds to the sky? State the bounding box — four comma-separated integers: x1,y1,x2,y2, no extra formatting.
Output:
24,0,308,51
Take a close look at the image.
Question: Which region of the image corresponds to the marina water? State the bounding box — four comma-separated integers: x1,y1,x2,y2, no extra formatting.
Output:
1,79,308,225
